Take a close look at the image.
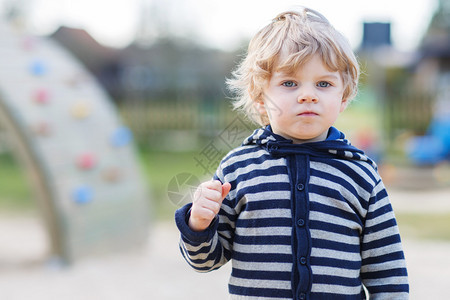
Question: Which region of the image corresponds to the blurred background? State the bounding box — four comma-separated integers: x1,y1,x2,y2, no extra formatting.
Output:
0,0,449,299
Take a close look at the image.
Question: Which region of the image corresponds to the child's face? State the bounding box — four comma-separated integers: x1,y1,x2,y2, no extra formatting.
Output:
259,54,347,144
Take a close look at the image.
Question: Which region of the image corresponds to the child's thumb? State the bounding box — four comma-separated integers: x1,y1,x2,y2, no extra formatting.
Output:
221,182,231,199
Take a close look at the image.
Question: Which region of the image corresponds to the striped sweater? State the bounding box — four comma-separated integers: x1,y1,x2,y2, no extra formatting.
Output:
175,126,409,299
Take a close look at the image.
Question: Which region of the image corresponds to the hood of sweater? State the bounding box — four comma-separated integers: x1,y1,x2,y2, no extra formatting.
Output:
243,126,377,168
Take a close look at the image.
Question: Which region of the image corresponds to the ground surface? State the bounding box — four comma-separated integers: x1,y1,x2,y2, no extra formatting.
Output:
1,188,450,299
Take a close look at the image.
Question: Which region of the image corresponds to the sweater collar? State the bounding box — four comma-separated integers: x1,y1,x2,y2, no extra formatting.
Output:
243,126,376,167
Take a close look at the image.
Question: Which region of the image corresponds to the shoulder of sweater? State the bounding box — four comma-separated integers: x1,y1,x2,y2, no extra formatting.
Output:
218,144,284,175
221,144,265,163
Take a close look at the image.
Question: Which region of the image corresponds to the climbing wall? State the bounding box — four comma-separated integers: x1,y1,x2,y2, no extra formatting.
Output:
0,23,150,263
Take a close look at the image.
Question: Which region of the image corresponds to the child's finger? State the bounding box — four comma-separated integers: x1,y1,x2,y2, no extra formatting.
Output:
195,185,222,203
222,182,231,199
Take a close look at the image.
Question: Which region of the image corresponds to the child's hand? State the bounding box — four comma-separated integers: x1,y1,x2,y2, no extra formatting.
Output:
188,180,231,232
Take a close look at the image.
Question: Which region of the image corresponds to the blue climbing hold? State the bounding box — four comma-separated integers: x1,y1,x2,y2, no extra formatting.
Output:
111,126,133,147
29,59,48,76
72,186,94,204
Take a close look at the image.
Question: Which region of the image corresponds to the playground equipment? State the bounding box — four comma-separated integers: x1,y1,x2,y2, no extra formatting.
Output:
407,85,450,165
407,121,450,165
0,23,150,263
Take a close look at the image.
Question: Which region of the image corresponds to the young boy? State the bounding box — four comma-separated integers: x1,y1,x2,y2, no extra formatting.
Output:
175,7,409,299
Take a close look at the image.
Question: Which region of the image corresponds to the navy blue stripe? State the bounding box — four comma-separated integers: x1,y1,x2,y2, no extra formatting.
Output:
311,167,369,198
310,256,361,270
366,284,409,294
361,268,408,280
314,156,377,188
361,234,401,252
232,268,291,281
232,165,288,182
310,200,364,228
229,284,293,298
339,158,378,184
217,222,235,233
222,157,273,176
217,207,237,223
311,292,364,299
246,199,291,210
236,217,292,228
310,219,361,237
364,218,398,235
362,250,405,265
184,243,213,256
366,203,394,222
375,187,388,200
234,234,291,245
187,248,223,265
220,146,265,164
309,185,366,222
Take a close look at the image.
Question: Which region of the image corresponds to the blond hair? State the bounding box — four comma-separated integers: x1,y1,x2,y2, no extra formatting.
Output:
227,7,360,125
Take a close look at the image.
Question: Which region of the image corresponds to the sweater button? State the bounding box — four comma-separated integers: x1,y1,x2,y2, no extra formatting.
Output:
296,183,304,191
299,292,306,300
300,256,307,265
297,219,305,227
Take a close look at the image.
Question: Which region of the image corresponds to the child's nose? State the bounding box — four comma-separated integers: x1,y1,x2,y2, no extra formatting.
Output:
297,87,318,103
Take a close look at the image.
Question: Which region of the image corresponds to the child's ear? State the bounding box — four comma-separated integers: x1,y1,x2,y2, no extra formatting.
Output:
340,98,348,113
254,99,267,116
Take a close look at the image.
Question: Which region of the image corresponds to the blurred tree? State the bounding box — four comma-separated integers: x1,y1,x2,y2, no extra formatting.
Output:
119,37,238,103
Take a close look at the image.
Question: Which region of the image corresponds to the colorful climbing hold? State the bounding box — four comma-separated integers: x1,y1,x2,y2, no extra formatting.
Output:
111,126,133,147
33,88,50,104
71,100,92,119
31,121,51,136
21,36,37,51
102,167,122,182
72,185,94,204
76,153,97,170
29,59,47,76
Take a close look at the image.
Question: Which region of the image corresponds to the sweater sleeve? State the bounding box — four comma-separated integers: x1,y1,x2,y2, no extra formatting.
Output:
360,179,409,299
174,170,235,272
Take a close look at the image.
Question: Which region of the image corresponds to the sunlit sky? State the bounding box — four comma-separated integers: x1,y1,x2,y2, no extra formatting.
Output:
0,0,440,51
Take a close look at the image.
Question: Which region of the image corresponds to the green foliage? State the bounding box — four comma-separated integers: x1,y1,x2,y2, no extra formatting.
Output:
0,153,33,210
138,148,211,220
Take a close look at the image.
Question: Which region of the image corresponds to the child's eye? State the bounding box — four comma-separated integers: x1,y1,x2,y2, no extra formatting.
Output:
282,81,297,87
317,81,331,88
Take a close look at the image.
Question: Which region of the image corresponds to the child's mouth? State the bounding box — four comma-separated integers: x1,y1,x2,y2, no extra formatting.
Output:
298,111,317,116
